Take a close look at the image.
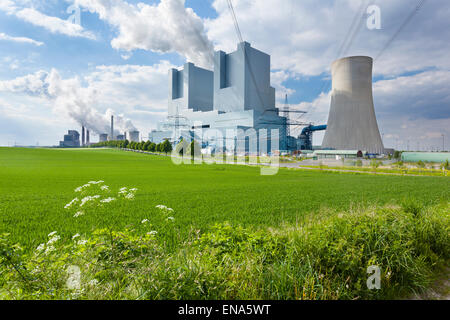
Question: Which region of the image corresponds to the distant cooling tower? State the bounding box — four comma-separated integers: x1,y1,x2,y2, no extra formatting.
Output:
322,56,384,154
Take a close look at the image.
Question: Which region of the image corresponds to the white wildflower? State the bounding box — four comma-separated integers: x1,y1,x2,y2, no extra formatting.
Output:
48,231,58,237
89,180,104,185
80,195,101,207
74,211,85,218
64,197,79,209
118,187,128,193
88,279,99,286
45,245,55,254
100,197,116,203
77,240,88,246
129,188,138,192
167,216,175,222
47,235,60,245
36,243,45,252
125,193,135,200
100,185,110,191
72,233,80,240
155,205,168,210
75,183,91,192
147,231,157,236
141,219,149,224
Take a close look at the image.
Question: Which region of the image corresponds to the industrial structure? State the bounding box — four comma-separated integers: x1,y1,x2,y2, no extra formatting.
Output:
128,131,140,142
59,130,80,148
149,42,290,153
148,44,387,155
401,152,450,163
322,56,384,154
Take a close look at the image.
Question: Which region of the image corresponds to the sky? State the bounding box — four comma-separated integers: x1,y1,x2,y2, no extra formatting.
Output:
0,0,448,150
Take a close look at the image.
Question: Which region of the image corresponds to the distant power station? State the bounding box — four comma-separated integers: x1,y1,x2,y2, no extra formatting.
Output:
59,130,80,147
59,45,386,154
322,56,384,154
59,115,140,147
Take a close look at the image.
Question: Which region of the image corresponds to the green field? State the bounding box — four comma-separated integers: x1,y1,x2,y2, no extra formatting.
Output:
0,147,448,248
0,147,449,300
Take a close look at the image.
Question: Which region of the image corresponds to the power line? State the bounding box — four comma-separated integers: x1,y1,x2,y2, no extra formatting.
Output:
227,0,243,43
375,0,427,61
314,0,369,102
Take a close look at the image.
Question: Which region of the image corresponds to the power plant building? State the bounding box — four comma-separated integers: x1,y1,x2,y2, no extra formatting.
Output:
150,42,287,153
59,130,80,148
129,131,140,142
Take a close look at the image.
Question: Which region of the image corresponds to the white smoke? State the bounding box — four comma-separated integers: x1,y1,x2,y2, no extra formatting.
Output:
0,69,137,135
73,0,214,68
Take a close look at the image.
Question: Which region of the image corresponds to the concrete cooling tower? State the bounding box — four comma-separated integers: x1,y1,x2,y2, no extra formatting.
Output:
322,56,384,154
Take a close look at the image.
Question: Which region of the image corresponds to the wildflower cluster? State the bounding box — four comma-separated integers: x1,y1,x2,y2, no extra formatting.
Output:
155,204,175,222
64,181,138,218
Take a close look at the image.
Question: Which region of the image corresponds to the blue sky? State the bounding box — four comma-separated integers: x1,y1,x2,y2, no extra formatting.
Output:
0,0,449,150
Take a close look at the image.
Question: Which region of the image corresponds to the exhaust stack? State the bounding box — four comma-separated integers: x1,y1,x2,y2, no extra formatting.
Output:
110,115,114,141
81,126,85,146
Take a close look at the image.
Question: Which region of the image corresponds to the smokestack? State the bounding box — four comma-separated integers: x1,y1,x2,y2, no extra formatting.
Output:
110,115,114,141
82,126,85,146
86,130,90,145
322,56,384,154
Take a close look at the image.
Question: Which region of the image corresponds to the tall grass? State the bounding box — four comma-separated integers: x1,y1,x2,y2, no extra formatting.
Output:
1,200,448,300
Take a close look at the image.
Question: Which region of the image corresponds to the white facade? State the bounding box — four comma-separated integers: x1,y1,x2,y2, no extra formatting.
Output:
152,42,287,152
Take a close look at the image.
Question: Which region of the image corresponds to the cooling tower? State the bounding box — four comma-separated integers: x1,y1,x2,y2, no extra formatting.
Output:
322,56,384,154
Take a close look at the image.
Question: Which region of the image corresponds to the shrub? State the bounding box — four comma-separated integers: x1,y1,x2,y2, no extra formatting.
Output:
1,197,448,300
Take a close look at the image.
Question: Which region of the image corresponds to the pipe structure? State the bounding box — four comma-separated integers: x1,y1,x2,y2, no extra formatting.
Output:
110,116,114,141
81,126,85,146
86,130,90,145
322,56,384,154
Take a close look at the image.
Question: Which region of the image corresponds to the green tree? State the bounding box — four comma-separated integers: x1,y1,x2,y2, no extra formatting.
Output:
143,141,151,151
149,143,156,152
160,139,173,155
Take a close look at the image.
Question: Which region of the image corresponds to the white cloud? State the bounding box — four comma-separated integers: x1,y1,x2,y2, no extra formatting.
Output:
0,1,96,40
0,61,174,139
74,0,214,68
0,32,44,46
206,0,450,77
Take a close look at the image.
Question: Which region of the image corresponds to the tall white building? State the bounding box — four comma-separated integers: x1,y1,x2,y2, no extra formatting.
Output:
150,42,287,152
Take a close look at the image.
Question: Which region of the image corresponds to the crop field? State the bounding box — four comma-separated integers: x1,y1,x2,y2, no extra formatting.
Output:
0,147,449,299
1,147,448,248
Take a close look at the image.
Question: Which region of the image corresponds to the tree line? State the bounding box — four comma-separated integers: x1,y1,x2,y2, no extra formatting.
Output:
89,139,173,154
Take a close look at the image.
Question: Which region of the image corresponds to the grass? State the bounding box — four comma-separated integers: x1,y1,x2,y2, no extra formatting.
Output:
0,147,449,300
0,147,448,250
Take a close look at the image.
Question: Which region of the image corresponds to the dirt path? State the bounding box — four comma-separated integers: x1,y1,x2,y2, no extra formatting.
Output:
410,268,450,300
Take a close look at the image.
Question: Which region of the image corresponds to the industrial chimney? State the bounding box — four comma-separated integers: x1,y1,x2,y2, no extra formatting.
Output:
81,126,85,147
86,130,90,145
110,115,114,141
322,56,384,154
